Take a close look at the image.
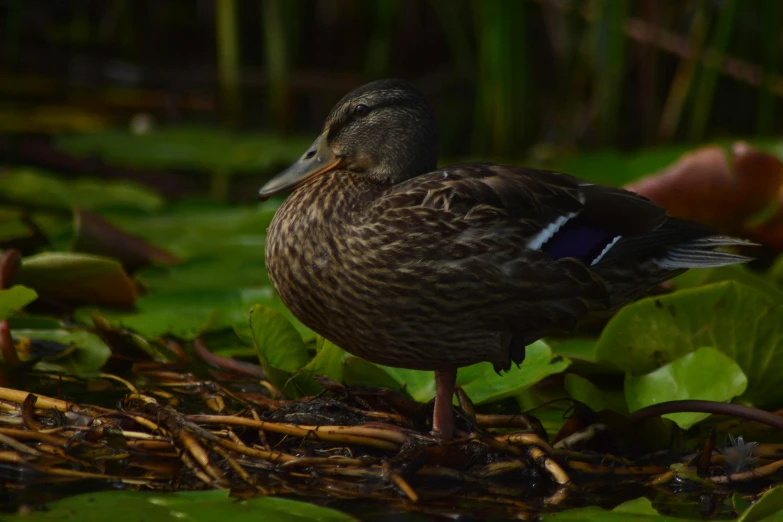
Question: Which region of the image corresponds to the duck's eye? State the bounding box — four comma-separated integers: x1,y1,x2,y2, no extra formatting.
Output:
353,104,370,117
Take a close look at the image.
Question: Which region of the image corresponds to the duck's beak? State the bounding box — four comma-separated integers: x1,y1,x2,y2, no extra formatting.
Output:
258,131,343,200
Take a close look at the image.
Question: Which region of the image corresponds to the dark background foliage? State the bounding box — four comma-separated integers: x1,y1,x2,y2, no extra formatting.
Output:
2,0,780,160
3,2,783,519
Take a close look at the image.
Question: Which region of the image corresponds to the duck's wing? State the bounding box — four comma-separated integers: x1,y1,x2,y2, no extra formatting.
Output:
369,163,669,266
358,163,750,371
373,162,749,269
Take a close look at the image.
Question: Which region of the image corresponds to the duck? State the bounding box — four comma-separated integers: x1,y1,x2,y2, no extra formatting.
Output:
258,78,752,438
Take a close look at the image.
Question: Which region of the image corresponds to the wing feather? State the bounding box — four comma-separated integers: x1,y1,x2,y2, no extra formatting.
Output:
372,163,667,248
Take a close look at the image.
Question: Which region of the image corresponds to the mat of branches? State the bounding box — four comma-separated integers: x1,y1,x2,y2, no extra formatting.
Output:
2,370,782,520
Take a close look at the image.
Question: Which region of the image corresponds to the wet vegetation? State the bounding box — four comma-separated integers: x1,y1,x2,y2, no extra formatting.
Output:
2,1,783,520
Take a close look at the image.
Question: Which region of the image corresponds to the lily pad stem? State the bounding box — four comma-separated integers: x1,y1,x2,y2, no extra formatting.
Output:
630,400,783,429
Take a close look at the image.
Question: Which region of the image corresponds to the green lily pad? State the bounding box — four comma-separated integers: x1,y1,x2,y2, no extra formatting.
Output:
29,212,74,248
15,329,111,375
291,337,347,396
6,314,63,330
553,145,691,187
72,209,180,270
549,338,622,375
541,496,700,521
0,209,35,242
66,198,319,342
0,489,357,522
76,288,266,340
0,285,37,321
612,498,661,515
673,265,783,301
55,126,313,173
106,203,275,261
732,492,752,517
625,347,748,429
249,304,309,373
343,356,407,391
565,373,628,414
245,308,347,397
0,168,163,213
594,281,783,406
549,339,599,363
739,485,783,522
136,256,269,294
350,341,568,405
247,304,309,395
771,255,783,285
377,366,436,403
458,341,570,404
76,287,311,344
14,252,137,308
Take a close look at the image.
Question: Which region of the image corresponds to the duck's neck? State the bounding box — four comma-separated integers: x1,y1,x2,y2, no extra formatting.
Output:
265,170,388,286
264,171,385,336
272,170,383,235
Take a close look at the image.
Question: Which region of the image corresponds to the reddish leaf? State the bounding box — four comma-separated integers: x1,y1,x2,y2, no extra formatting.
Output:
743,191,783,251
13,252,137,308
625,142,783,232
72,208,180,272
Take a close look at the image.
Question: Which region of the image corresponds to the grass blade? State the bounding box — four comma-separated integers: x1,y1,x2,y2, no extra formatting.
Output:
263,0,290,131
688,0,738,141
215,0,241,127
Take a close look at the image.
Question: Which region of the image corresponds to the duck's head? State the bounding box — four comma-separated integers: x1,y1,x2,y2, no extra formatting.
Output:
259,79,438,200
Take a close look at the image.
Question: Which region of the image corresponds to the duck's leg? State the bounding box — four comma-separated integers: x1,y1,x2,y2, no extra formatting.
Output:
432,368,457,438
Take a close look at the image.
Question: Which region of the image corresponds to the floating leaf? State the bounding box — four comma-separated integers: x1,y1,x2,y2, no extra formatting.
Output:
732,492,752,517
549,338,622,375
625,142,783,232
6,314,63,330
349,341,568,405
14,329,111,375
594,281,783,406
378,366,436,403
612,498,661,516
137,256,269,294
246,304,310,394
56,126,314,173
738,485,783,522
14,252,136,308
0,209,34,242
553,145,690,187
625,347,748,429
76,288,266,340
343,356,406,391
292,337,347,396
673,265,783,301
105,202,275,261
0,168,163,213
91,313,174,366
550,339,599,363
72,209,180,271
541,498,699,521
564,374,628,414
249,305,309,373
457,341,569,404
0,489,357,522
0,285,37,321
245,309,348,398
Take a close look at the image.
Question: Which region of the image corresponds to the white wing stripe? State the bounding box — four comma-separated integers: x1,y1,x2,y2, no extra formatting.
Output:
590,235,621,265
526,212,577,250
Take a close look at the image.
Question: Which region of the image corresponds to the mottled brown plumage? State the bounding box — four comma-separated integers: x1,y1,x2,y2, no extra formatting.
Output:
259,79,751,437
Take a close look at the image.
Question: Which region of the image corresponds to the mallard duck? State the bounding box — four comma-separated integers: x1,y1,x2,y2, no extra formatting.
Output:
259,79,751,438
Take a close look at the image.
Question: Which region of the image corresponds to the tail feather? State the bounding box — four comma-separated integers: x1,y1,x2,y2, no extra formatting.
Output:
595,216,756,269
592,219,756,307
656,236,756,270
